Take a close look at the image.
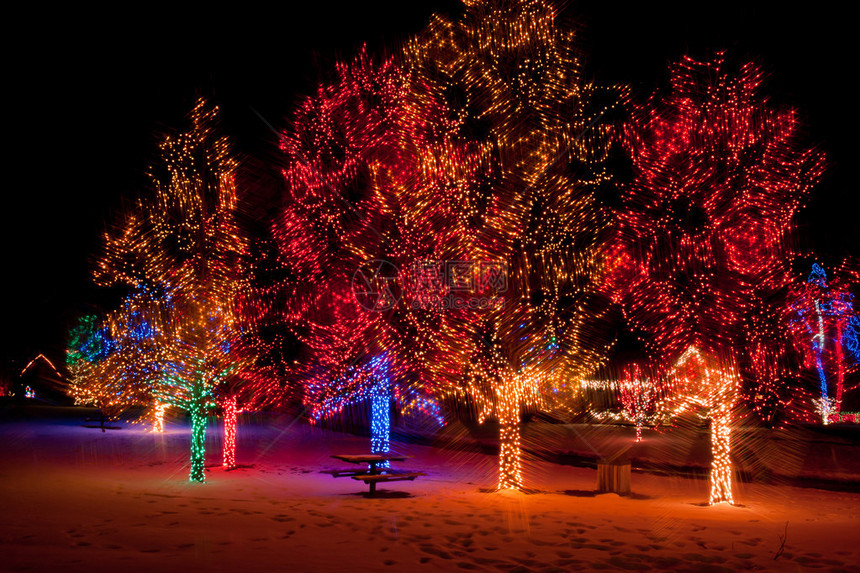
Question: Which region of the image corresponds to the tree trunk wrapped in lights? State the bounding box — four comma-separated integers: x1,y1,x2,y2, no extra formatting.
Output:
405,0,618,490
221,396,237,469
370,380,391,459
189,404,208,483
152,402,166,433
476,369,542,491
606,54,825,502
79,99,255,483
496,381,524,491
663,347,739,505
709,410,733,504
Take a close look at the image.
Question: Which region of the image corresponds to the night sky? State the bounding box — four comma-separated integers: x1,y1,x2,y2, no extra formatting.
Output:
4,1,856,375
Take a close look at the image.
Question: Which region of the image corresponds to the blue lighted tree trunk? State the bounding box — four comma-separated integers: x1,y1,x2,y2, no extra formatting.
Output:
371,385,391,452
370,357,391,469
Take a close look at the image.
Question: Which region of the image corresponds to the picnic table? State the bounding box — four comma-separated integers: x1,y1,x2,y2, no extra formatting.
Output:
324,454,425,495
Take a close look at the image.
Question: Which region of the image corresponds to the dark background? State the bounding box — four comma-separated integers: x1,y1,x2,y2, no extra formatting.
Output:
3,1,856,375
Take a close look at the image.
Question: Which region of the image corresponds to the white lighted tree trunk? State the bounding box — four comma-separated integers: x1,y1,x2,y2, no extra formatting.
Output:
152,403,165,433
665,347,738,505
708,410,733,504
152,402,167,434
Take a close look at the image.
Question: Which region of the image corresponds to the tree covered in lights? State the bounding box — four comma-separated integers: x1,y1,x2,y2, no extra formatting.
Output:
405,0,617,491
67,314,111,368
66,312,120,429
83,99,254,482
618,364,656,442
607,54,825,503
276,50,447,456
66,314,110,394
67,304,180,433
68,295,168,426
788,262,860,423
210,231,297,470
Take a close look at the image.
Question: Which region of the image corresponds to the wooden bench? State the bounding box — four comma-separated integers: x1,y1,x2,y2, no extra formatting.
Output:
320,468,374,478
320,467,417,478
351,472,426,495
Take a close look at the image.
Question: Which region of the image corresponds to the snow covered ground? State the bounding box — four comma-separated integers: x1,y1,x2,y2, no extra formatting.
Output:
2,407,860,572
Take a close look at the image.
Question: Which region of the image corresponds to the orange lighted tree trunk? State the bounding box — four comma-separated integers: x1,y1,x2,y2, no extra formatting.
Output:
497,380,523,490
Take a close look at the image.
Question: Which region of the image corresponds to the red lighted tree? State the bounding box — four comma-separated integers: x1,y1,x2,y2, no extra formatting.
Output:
788,262,860,423
216,229,302,471
619,364,656,442
608,54,825,503
741,295,800,426
276,50,450,454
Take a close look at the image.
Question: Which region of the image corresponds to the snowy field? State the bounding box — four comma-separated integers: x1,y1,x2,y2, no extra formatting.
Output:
2,407,860,572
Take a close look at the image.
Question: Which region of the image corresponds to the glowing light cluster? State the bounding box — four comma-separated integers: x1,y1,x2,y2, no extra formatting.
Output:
580,379,618,391
68,294,165,417
619,364,656,442
788,263,859,423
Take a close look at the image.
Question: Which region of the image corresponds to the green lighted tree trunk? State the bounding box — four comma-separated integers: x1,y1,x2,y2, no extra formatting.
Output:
190,406,207,482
